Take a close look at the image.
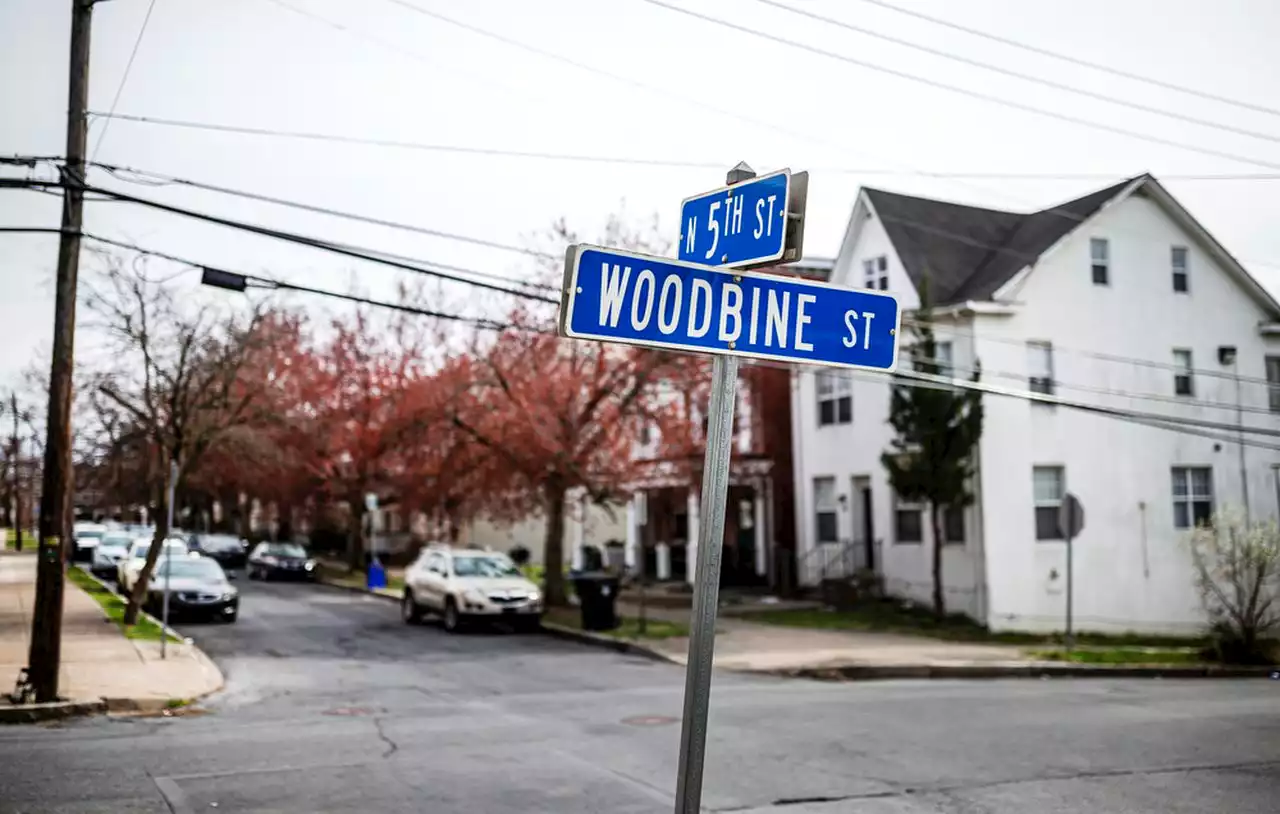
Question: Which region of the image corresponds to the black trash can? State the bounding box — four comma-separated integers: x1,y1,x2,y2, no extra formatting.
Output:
572,572,620,631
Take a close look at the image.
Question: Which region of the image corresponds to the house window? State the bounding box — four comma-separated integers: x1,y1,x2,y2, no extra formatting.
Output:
1033,466,1065,540
816,371,852,426
1171,246,1189,293
933,341,954,377
1172,466,1213,529
894,495,923,543
814,477,838,543
638,422,652,445
863,256,888,290
1173,349,1194,396
1267,356,1280,413
1090,237,1109,285
1027,341,1055,396
943,504,965,544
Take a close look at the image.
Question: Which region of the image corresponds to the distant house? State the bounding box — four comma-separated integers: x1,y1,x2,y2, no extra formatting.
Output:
791,174,1280,633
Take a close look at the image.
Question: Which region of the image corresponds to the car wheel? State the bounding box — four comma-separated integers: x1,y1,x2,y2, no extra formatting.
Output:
442,598,462,633
515,616,542,634
222,610,238,624
401,590,423,625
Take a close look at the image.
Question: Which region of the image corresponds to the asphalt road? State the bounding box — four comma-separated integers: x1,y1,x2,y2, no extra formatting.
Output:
0,579,1277,813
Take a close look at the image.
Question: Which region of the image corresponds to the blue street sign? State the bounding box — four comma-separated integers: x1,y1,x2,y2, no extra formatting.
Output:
560,245,900,371
679,170,791,268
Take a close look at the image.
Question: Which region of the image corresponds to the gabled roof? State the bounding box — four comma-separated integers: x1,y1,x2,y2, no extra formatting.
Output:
862,177,1135,305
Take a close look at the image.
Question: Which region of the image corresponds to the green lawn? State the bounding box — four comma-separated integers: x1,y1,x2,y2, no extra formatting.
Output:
745,602,1208,649
66,566,180,643
315,561,404,594
1030,648,1205,665
545,606,688,641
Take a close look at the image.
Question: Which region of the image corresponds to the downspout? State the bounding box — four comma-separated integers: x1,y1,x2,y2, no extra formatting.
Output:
967,317,989,625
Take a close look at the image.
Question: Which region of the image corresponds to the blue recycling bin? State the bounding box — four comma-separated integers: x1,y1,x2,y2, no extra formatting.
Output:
367,558,387,590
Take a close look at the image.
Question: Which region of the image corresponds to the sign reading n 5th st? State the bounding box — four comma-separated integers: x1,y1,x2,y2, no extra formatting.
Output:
560,245,900,371
679,170,793,269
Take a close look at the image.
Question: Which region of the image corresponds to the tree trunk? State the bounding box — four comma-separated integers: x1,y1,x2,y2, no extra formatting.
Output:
929,502,945,618
542,480,568,607
123,474,173,626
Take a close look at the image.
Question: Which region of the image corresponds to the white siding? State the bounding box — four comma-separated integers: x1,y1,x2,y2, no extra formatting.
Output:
794,186,1280,634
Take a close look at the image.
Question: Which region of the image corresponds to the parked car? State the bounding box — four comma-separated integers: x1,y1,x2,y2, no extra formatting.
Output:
188,533,249,571
89,530,135,581
246,542,316,581
117,538,190,594
71,522,108,563
144,556,239,623
401,546,542,633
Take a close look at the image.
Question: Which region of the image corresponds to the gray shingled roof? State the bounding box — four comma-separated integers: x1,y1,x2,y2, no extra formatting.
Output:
865,176,1139,305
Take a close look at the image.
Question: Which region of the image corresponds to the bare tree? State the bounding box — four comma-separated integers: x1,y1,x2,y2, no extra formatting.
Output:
1187,507,1280,664
85,259,274,625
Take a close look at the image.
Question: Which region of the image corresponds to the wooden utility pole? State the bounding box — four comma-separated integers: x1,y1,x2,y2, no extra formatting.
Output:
28,0,94,703
10,393,21,553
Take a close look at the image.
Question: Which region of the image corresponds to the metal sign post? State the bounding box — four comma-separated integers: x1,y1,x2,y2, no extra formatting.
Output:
557,162,897,813
1059,492,1085,652
161,458,178,659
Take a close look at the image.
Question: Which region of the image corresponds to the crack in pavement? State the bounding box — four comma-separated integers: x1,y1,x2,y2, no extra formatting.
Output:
372,716,399,759
714,758,1280,811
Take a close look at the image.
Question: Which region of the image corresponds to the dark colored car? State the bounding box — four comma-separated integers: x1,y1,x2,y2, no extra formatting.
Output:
145,556,239,623
247,542,316,581
189,534,249,570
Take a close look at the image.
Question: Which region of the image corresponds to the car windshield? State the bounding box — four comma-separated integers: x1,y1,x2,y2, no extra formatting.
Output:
155,558,225,580
452,555,520,578
200,536,243,553
260,543,307,558
102,533,133,547
98,542,129,554
132,541,184,559
76,528,105,540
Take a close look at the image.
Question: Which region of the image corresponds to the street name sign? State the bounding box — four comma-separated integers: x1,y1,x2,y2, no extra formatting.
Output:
678,169,807,269
560,245,900,371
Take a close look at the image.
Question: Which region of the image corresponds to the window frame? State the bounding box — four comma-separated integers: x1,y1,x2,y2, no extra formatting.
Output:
813,477,839,544
815,371,853,427
1090,237,1110,286
1173,348,1194,397
1033,466,1065,541
1171,466,1213,530
863,255,888,290
1171,246,1189,293
1267,356,1280,414
1027,341,1055,396
893,494,924,544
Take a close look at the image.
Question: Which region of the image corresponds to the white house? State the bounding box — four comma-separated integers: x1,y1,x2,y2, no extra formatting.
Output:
791,174,1280,634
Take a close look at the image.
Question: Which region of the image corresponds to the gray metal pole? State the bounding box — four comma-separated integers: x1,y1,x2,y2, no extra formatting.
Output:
1064,528,1074,652
673,354,739,814
161,459,177,659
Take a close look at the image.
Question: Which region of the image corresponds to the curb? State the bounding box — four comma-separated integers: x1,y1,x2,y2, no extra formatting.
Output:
75,566,189,645
314,576,399,602
766,662,1279,682
540,621,677,664
0,699,107,725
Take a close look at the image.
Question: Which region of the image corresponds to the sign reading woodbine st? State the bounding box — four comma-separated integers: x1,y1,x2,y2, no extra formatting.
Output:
559,244,901,371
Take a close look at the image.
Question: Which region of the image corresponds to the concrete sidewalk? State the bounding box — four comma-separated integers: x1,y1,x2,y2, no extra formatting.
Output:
0,554,223,716
617,601,1028,671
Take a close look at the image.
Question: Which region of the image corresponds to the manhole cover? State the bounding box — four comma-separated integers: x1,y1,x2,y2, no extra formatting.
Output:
621,715,679,727
323,707,378,717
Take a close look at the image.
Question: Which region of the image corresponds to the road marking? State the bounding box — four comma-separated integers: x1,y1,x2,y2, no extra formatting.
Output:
153,776,196,814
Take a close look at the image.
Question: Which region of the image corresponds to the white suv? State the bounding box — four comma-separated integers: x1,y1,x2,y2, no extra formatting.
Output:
401,547,542,633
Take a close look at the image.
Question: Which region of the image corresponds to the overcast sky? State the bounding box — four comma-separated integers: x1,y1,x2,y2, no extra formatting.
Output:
3,0,1280,387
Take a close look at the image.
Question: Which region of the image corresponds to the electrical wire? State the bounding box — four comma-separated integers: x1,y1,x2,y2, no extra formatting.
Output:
852,0,1280,119
94,161,563,278
91,0,159,162
69,121,1280,182
5,177,558,304
752,0,1280,146
640,0,1280,172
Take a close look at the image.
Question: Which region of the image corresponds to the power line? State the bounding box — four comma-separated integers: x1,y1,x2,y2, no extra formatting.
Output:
90,0,158,162
76,117,1280,182
906,317,1280,388
853,0,1280,119
753,0,1280,147
91,160,562,278
641,0,1280,172
4,178,558,304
